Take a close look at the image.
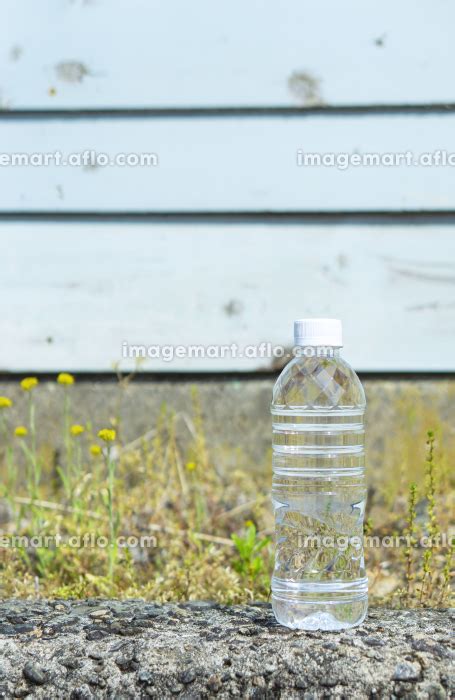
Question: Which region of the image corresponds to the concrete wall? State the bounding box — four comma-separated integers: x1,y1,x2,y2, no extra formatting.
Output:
1,378,453,486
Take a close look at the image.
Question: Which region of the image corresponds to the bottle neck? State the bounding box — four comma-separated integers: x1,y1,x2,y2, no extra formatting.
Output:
294,345,341,359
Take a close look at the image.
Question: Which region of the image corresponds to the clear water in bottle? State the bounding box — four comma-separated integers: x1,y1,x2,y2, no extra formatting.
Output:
271,319,367,630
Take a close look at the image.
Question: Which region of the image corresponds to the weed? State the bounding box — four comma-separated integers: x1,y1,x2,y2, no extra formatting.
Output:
0,379,452,607
403,482,418,605
231,522,271,586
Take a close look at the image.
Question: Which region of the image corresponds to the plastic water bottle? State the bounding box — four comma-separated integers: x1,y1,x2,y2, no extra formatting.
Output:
271,318,367,630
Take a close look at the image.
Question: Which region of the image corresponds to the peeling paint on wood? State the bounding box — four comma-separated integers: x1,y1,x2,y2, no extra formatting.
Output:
9,45,22,62
1,1,454,108
288,71,324,106
55,61,90,84
224,300,244,317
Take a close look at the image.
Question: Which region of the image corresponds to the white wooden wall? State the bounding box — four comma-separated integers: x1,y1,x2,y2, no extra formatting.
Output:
0,1,454,372
1,1,454,109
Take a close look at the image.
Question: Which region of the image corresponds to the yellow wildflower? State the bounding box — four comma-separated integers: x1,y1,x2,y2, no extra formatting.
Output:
14,426,28,438
20,377,38,392
186,461,196,472
97,429,116,443
70,424,85,437
90,444,102,457
0,397,12,409
57,373,75,386
244,520,254,528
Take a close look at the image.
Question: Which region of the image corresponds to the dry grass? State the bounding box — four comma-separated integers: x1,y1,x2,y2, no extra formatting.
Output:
0,377,453,606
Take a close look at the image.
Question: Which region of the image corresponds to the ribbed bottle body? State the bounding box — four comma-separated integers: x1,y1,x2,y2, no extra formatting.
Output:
271,353,367,630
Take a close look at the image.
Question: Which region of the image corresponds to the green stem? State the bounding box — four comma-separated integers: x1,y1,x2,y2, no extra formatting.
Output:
27,396,40,502
6,446,15,498
72,441,82,517
63,390,72,500
106,447,117,581
405,482,417,605
420,431,438,604
19,439,40,532
0,416,14,498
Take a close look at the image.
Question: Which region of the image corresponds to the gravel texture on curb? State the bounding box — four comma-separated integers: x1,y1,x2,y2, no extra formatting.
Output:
0,601,452,699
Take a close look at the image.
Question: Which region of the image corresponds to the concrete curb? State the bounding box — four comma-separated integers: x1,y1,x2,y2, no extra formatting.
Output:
0,600,452,698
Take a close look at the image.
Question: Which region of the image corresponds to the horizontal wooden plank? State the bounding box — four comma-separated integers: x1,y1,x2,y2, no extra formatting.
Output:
1,223,454,372
1,1,454,109
2,114,455,212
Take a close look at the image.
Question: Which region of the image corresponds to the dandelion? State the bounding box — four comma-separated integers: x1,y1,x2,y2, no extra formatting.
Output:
90,444,102,457
0,397,12,409
14,426,28,438
57,373,75,386
245,520,254,528
20,377,38,392
70,424,85,437
98,429,116,443
186,461,196,472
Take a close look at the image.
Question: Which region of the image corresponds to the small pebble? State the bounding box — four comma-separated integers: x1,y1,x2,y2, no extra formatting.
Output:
23,661,47,686
392,661,420,682
179,668,197,684
363,636,385,647
89,609,110,619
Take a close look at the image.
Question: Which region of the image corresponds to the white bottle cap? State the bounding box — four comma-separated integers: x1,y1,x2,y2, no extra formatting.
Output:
294,318,343,347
